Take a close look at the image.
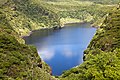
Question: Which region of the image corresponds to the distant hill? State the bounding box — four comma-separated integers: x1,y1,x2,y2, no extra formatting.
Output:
40,0,118,25
0,0,120,80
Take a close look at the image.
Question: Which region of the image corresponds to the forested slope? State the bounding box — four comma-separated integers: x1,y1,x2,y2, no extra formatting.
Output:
80,0,120,4
0,13,56,80
0,0,58,79
0,27,54,80
39,0,118,26
60,5,120,80
0,0,60,36
1,0,120,80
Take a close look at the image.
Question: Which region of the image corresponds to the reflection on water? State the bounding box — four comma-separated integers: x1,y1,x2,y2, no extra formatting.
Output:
38,47,55,60
24,23,96,75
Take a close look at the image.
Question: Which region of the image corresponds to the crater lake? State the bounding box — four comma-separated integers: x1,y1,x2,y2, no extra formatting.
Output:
24,23,96,75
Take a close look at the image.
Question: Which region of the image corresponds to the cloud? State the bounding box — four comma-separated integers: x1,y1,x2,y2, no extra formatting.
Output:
62,48,73,58
37,48,55,60
61,45,77,58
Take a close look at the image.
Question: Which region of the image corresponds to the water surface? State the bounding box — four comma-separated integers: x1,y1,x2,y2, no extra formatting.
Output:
24,23,96,75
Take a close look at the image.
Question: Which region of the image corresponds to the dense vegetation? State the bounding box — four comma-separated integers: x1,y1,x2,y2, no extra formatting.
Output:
0,31,53,80
60,6,120,80
80,0,120,4
0,0,58,79
0,0,118,36
0,5,57,80
39,0,117,26
1,0,120,80
0,0,60,36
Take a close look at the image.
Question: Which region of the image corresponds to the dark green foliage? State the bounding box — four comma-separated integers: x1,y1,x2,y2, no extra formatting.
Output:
40,0,118,24
79,0,120,4
0,0,60,36
87,8,120,52
58,5,111,23
1,0,120,80
0,2,54,79
60,50,120,80
60,6,120,80
13,0,60,27
0,28,53,79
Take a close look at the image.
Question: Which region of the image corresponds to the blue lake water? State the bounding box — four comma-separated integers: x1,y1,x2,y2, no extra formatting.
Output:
24,23,96,75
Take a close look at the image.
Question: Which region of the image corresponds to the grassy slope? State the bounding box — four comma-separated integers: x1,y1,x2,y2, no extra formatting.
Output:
0,0,58,80
0,0,60,36
79,0,120,4
60,6,120,80
1,0,120,80
38,0,117,26
0,6,57,80
0,29,53,80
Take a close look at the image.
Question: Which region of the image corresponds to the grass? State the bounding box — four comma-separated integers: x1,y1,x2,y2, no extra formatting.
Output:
36,0,116,26
60,6,120,80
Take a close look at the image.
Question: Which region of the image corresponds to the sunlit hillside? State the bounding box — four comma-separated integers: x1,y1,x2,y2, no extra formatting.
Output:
0,0,120,80
0,0,60,36
37,0,117,25
60,6,120,80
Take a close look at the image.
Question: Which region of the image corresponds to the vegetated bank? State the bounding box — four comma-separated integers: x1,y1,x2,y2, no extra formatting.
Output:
39,0,117,27
0,0,120,79
60,5,120,80
0,0,61,37
0,0,59,79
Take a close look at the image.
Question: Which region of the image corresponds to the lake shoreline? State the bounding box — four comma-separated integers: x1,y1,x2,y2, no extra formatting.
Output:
20,18,99,38
24,23,97,75
22,21,96,38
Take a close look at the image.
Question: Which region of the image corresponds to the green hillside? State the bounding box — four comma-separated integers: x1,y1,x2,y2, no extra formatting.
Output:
0,0,59,79
60,6,120,80
0,0,60,36
0,4,57,80
39,0,117,26
0,29,54,80
80,0,120,4
1,0,120,80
